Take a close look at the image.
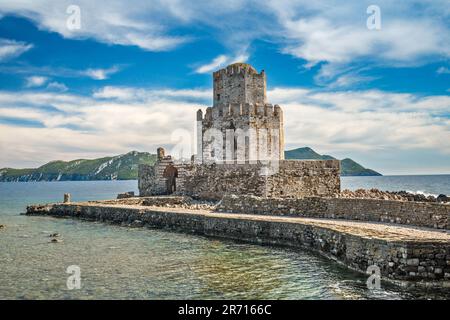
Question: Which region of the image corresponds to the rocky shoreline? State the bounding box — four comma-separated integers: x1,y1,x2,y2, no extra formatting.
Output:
339,189,449,203
116,189,450,206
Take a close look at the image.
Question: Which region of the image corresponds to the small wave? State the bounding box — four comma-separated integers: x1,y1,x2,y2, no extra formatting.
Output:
405,190,438,198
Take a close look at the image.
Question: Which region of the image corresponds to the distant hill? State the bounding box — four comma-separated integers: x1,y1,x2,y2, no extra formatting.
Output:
0,147,381,181
285,147,382,176
0,151,157,182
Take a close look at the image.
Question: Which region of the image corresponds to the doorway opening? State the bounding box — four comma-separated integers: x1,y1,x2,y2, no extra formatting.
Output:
163,164,178,194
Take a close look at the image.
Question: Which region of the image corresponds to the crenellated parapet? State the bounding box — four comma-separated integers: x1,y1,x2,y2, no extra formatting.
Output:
213,62,262,77
200,103,283,122
213,62,266,106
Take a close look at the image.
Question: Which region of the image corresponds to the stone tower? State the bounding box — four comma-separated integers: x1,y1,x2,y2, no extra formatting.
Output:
197,63,285,163
213,63,266,105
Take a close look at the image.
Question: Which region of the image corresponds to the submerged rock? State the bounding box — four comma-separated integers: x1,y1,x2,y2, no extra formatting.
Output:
437,194,450,203
0,224,5,229
49,238,63,243
130,220,144,227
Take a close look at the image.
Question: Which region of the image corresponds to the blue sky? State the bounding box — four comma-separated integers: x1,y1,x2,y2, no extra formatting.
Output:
0,0,449,174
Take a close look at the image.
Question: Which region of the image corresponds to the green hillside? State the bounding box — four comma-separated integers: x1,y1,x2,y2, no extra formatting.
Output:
285,147,381,176
340,158,381,176
284,147,335,160
0,151,157,182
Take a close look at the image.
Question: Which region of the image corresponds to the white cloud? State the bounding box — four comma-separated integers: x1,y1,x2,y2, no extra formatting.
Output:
1,1,448,73
0,1,189,52
267,87,450,156
82,66,120,80
1,64,123,81
281,18,449,66
195,55,229,74
0,87,209,167
93,86,137,100
24,76,67,91
93,86,211,102
266,1,450,67
259,1,450,84
437,67,450,74
195,53,249,74
25,76,48,88
0,85,449,173
315,67,378,89
46,81,68,92
0,38,33,61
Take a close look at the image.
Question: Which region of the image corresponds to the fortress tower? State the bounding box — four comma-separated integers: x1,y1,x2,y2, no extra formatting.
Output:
197,63,285,163
139,62,340,199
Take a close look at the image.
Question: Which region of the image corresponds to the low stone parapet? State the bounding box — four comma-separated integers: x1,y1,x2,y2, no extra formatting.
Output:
216,195,450,230
25,201,450,287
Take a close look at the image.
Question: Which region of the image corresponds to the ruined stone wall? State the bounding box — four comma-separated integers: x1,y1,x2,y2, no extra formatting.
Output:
139,159,340,200
265,160,340,198
138,155,176,196
138,164,155,196
178,162,268,200
139,159,193,197
216,195,450,229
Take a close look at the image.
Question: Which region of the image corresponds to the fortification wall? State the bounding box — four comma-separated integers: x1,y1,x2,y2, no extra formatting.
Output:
217,195,450,230
139,159,340,200
26,202,450,285
178,162,267,200
138,156,174,196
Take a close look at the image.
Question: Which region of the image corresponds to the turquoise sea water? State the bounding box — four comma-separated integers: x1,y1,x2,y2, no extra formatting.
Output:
0,176,449,300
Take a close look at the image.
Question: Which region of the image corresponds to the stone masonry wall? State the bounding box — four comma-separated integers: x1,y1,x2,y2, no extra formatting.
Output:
139,159,341,200
138,163,156,196
216,195,450,229
26,203,450,284
213,63,266,106
199,103,284,163
138,156,190,196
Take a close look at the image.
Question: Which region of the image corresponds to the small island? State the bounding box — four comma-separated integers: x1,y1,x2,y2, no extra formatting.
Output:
26,63,450,289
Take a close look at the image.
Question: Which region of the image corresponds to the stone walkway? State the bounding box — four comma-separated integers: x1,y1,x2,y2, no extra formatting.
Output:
79,202,450,243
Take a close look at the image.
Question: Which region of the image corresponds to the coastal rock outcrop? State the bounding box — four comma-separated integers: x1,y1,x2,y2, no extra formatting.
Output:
340,189,449,203
117,191,135,199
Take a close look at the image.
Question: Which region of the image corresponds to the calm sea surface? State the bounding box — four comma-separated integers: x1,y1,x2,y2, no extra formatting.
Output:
342,174,450,196
1,176,449,300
